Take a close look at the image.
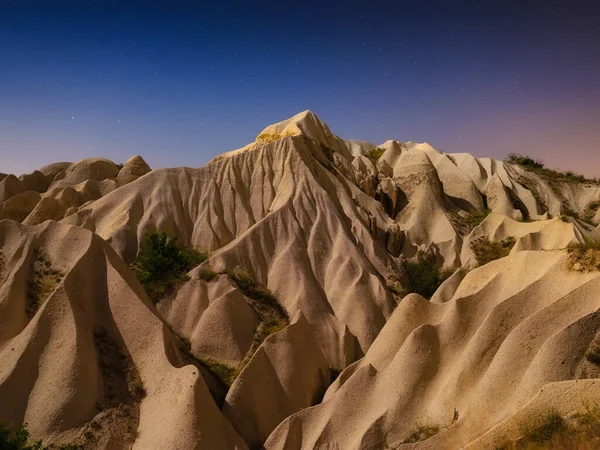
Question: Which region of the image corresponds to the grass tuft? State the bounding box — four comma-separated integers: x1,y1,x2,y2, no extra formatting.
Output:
198,266,218,282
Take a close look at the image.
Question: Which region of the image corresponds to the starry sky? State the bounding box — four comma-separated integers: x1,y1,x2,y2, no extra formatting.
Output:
1,0,600,176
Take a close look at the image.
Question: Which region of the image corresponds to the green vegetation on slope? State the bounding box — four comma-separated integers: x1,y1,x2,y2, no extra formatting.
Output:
567,242,600,272
505,153,600,185
497,405,600,449
228,266,289,370
449,209,491,235
404,251,452,300
471,236,516,266
365,147,385,164
167,265,289,398
0,422,45,450
130,231,207,303
27,248,63,319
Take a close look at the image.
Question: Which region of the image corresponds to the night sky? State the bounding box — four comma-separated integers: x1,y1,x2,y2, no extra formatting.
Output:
1,0,600,176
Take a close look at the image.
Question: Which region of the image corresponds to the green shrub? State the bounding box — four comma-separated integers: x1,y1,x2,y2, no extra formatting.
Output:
131,231,208,303
471,236,516,266
403,251,452,300
402,424,441,444
365,147,385,164
0,422,45,450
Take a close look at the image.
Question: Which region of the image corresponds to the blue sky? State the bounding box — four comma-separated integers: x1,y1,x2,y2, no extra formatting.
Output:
1,0,599,175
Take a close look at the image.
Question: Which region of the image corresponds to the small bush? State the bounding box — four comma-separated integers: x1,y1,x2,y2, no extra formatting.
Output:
519,410,566,444
365,147,385,164
404,251,452,300
444,153,457,165
198,266,218,282
471,236,516,266
131,231,208,303
402,424,441,444
586,344,600,365
0,422,45,450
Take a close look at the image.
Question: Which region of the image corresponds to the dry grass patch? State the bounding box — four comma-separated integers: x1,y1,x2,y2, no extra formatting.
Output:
167,266,289,403
228,266,289,373
506,153,600,185
449,209,491,235
83,327,146,448
471,236,516,266
498,405,600,449
567,242,600,272
27,248,63,319
256,131,295,145
582,200,600,225
402,424,441,444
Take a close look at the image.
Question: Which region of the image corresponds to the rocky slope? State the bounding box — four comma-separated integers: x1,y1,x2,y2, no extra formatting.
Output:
1,110,600,449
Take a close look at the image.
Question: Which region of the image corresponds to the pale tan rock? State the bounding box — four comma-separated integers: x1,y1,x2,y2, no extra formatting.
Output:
19,170,50,193
265,251,600,449
50,158,119,189
116,155,152,186
0,174,25,203
0,220,247,449
0,190,41,222
223,313,329,448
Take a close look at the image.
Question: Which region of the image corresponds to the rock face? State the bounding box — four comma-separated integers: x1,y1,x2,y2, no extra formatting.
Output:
223,313,329,448
0,220,246,450
1,110,600,449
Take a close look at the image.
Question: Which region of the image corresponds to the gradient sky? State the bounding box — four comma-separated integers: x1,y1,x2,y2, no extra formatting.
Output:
1,0,600,176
